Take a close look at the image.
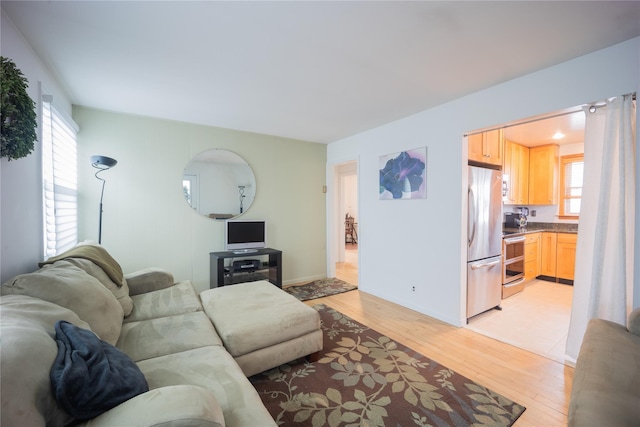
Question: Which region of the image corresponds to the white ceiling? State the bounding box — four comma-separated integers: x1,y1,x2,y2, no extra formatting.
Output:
2,1,639,144
502,109,586,147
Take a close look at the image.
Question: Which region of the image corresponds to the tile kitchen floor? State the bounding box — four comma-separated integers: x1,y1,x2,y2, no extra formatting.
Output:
466,279,573,364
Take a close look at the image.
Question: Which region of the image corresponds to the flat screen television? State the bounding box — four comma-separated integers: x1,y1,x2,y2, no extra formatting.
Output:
225,220,267,253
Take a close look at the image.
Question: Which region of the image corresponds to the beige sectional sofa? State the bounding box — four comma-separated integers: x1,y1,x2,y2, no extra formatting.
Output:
568,308,640,426
0,242,289,427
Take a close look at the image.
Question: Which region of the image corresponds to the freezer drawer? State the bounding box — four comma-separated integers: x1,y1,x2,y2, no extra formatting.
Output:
467,255,502,319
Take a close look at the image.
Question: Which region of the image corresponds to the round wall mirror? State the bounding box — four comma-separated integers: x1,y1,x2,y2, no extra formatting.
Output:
182,149,256,219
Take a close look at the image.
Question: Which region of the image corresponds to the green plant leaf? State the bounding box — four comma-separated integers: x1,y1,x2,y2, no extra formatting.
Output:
1,57,37,161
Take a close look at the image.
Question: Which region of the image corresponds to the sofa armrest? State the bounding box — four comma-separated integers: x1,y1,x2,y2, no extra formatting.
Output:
81,385,225,427
628,307,640,335
124,268,175,296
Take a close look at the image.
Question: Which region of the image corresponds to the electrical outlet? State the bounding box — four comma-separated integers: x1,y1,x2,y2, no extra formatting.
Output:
531,210,537,217
412,286,416,292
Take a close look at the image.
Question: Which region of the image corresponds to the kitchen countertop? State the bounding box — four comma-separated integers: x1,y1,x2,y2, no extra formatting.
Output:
503,221,578,237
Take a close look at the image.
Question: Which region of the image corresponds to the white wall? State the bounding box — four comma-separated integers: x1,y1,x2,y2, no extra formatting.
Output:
2,7,327,291
327,37,640,326
0,11,73,282
73,107,327,292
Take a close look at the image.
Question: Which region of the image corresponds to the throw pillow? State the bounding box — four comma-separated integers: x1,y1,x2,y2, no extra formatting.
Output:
50,320,149,420
64,257,134,316
0,295,90,427
1,261,124,344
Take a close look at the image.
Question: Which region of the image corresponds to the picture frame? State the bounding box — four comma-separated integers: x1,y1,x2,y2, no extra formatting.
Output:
379,146,427,200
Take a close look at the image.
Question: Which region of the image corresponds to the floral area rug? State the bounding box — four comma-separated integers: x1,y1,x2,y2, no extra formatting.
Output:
284,278,357,301
249,304,526,427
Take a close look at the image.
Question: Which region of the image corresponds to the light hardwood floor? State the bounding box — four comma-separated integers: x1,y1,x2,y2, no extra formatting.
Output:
335,243,358,286
317,254,573,426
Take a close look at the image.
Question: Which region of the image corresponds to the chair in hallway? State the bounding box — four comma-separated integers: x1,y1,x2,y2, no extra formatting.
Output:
345,214,358,244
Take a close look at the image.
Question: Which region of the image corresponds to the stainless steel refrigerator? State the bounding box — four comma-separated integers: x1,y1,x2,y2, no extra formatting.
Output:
467,165,503,320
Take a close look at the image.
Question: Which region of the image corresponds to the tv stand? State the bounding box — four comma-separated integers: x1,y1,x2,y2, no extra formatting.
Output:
209,247,282,288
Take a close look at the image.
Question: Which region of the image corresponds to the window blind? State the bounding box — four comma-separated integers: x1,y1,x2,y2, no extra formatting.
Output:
42,98,79,258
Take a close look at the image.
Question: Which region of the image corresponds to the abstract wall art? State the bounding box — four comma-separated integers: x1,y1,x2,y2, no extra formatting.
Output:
379,147,427,200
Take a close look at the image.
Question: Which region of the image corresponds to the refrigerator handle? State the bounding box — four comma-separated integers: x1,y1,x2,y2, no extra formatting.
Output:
468,187,476,247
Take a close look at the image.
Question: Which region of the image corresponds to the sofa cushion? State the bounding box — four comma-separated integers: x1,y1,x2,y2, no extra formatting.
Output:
628,307,640,335
78,385,225,427
568,318,640,427
51,320,149,420
64,257,134,316
1,261,124,345
0,295,91,427
125,268,175,296
137,346,276,427
117,311,223,362
124,281,202,323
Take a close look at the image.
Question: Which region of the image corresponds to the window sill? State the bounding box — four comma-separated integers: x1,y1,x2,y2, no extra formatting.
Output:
557,215,579,220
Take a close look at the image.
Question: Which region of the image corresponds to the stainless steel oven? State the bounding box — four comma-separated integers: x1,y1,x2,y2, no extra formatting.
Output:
503,235,525,298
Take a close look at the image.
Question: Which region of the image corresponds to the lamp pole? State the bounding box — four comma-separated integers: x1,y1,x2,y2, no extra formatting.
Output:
90,155,118,244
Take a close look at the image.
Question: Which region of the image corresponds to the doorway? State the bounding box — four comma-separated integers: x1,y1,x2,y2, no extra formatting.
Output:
465,105,584,364
334,161,358,286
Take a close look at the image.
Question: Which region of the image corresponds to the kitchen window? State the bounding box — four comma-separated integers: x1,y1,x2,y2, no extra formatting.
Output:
559,154,584,218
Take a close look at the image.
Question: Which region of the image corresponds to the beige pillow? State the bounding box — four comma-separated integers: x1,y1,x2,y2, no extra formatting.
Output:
1,261,123,345
64,258,134,316
0,295,91,427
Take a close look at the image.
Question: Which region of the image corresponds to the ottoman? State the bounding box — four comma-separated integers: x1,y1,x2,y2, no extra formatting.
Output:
200,281,323,377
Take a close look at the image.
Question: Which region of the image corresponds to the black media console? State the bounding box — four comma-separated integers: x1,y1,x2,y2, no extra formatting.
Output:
209,248,282,288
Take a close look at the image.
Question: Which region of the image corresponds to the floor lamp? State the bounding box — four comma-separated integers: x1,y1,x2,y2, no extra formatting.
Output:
91,155,118,244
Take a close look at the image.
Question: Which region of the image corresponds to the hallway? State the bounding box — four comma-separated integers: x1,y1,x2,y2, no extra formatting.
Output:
335,243,358,286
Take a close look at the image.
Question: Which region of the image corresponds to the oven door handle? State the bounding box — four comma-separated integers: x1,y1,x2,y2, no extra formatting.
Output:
504,236,526,244
504,277,526,287
470,259,501,270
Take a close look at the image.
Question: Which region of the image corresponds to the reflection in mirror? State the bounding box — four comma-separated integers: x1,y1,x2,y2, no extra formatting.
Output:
183,149,256,219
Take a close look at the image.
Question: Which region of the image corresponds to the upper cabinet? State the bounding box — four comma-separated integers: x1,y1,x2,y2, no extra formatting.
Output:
503,142,559,206
468,129,503,167
529,144,559,205
503,140,529,204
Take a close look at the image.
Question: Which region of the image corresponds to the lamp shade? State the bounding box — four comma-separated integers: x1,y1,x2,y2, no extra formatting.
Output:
91,155,117,168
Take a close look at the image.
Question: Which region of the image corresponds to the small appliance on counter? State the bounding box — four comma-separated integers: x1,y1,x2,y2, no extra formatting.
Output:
505,208,528,229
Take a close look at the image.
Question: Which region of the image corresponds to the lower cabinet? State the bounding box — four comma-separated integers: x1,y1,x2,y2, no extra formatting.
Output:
524,232,541,281
556,233,577,281
540,232,557,278
538,232,577,283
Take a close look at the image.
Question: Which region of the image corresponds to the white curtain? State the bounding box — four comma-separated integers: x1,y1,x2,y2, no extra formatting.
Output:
565,94,636,363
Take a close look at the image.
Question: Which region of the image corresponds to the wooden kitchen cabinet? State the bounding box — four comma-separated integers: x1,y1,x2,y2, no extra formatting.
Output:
524,232,541,281
529,144,559,205
539,231,577,283
503,140,529,204
540,232,557,277
556,233,577,281
468,129,503,167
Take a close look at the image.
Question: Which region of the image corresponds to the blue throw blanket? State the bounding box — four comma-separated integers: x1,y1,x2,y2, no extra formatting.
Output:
50,321,149,420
